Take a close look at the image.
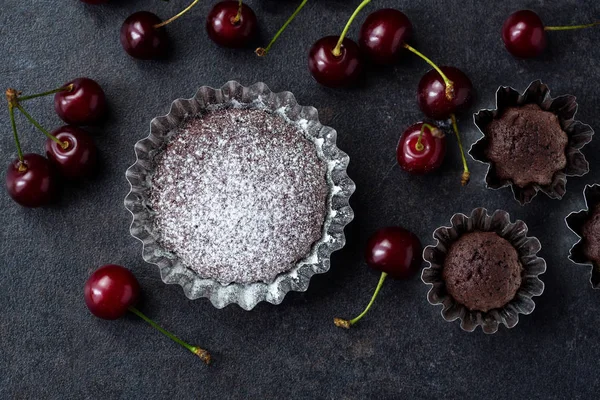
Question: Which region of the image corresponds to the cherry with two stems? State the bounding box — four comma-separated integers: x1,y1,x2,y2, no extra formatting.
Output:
84,265,211,363
397,122,446,175
502,10,600,58
207,0,258,48
334,227,422,329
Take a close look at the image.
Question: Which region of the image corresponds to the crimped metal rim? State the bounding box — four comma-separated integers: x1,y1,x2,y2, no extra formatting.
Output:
124,81,356,310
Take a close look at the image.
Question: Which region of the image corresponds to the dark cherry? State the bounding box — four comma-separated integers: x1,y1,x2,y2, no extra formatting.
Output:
6,153,57,208
308,36,363,88
417,66,473,120
120,11,169,60
502,10,547,58
359,8,412,64
397,123,446,174
365,227,422,279
55,77,107,126
46,126,98,179
84,265,140,320
206,1,257,48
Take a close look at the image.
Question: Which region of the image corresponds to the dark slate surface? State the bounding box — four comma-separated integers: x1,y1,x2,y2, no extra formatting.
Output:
1,0,599,399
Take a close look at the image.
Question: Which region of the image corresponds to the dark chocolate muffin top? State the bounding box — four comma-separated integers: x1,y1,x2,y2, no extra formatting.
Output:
583,205,600,266
442,231,523,312
149,108,329,284
484,103,568,188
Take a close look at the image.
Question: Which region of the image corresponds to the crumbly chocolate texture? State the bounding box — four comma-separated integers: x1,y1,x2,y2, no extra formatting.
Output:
150,108,328,284
442,231,523,312
583,205,600,266
484,103,568,188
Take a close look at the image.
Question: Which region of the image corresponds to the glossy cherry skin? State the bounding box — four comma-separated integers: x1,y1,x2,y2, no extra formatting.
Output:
120,11,169,60
502,10,547,58
55,78,107,126
359,8,412,64
365,227,422,279
397,123,446,174
206,1,257,48
6,154,57,208
417,66,474,120
84,265,141,320
46,126,98,179
308,36,363,88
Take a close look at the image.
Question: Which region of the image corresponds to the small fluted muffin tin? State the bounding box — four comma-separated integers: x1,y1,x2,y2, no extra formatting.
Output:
124,81,355,310
470,80,593,205
565,184,600,289
422,208,546,334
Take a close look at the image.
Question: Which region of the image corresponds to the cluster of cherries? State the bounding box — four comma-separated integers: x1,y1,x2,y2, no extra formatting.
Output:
85,264,211,363
5,78,105,208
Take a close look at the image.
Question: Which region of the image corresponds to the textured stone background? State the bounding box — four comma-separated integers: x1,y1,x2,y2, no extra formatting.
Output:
1,0,599,399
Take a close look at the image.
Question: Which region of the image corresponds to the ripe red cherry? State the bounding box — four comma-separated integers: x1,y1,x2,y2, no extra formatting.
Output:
46,126,98,179
365,227,423,279
120,11,169,60
359,9,413,64
397,123,446,174
417,66,473,120
84,265,140,320
6,153,57,208
206,1,257,48
55,78,107,126
502,10,547,58
308,36,363,88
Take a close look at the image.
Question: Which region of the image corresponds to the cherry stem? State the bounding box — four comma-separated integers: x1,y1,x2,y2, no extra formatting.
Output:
18,84,74,102
450,113,470,186
9,105,25,168
15,104,67,149
231,0,243,24
403,44,455,101
332,0,372,57
334,272,387,329
545,21,599,31
154,0,201,28
128,306,211,364
415,123,438,152
256,0,309,57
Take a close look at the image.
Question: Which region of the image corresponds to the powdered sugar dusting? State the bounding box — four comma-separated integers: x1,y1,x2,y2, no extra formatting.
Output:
150,108,328,284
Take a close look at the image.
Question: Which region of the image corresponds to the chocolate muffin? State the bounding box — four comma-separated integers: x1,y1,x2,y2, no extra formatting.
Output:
582,205,600,267
484,103,568,188
149,108,329,284
442,231,523,312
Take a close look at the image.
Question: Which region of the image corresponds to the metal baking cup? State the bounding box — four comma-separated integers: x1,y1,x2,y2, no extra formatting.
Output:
124,81,355,310
565,184,600,289
422,208,546,334
469,80,594,205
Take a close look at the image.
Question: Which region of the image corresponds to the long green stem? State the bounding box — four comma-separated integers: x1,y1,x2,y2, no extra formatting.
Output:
332,0,372,57
15,104,65,148
403,43,455,101
9,105,25,167
128,306,211,364
18,84,74,102
154,0,201,28
256,0,309,56
450,113,470,186
334,272,387,329
545,21,599,31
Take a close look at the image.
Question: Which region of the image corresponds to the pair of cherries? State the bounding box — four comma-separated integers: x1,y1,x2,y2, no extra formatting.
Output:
85,264,211,363
5,78,105,208
120,1,257,60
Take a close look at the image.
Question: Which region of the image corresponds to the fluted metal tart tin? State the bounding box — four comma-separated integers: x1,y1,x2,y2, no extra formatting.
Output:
422,208,546,334
565,184,600,289
469,80,594,205
124,81,356,310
